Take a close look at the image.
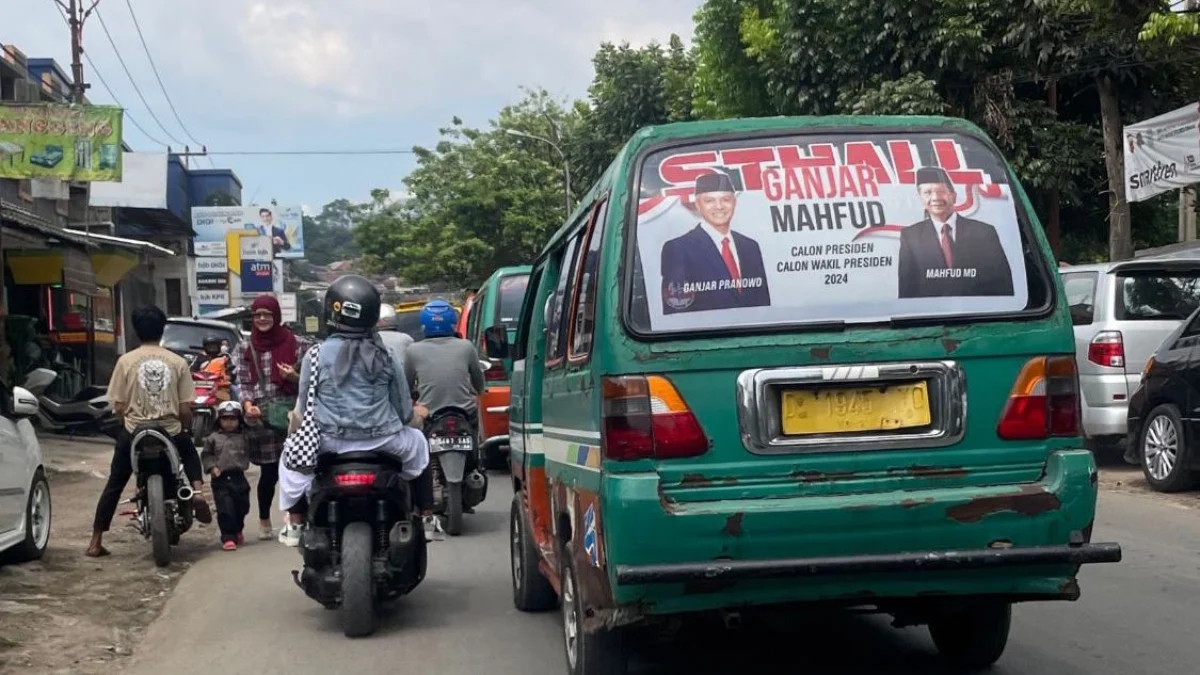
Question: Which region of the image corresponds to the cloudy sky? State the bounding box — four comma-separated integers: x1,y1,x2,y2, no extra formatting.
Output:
4,0,700,211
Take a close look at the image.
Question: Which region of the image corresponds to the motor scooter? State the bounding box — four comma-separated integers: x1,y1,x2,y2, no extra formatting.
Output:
424,406,488,536
124,425,196,566
190,371,228,444
23,367,119,438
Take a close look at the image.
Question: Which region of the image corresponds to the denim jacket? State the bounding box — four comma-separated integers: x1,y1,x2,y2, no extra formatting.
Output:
295,336,413,441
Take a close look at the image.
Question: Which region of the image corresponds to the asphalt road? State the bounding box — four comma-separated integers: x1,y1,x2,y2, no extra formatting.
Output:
119,480,1196,675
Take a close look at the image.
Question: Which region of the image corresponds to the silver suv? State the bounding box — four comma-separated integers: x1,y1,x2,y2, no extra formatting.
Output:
1062,259,1200,448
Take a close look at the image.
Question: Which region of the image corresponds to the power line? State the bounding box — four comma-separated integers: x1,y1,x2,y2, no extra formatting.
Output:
120,0,214,167
49,0,167,147
92,5,187,146
205,150,417,156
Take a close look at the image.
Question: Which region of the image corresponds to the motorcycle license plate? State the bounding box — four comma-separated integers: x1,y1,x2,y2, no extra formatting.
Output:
429,435,472,452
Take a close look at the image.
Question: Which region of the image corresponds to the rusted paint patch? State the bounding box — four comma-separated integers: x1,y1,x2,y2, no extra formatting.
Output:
792,469,859,483
945,484,1062,523
900,497,935,509
680,473,712,487
810,346,831,360
895,464,968,479
942,338,960,354
722,512,745,537
656,485,680,515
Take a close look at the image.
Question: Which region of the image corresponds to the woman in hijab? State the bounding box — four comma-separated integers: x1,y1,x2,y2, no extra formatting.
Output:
236,295,301,542
275,275,434,545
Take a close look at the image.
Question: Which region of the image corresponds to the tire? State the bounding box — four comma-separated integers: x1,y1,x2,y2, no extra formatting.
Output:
147,475,171,567
4,470,51,563
192,412,210,446
340,522,378,638
562,555,629,675
928,601,1012,671
511,496,556,612
1140,404,1194,493
446,482,464,536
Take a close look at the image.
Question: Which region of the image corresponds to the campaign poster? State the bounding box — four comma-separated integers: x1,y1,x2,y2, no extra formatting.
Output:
633,132,1029,333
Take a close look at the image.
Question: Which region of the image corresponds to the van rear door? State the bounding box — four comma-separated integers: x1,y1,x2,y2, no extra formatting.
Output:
614,124,1069,500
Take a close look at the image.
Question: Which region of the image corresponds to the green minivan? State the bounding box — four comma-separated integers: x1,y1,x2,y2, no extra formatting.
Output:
485,116,1122,675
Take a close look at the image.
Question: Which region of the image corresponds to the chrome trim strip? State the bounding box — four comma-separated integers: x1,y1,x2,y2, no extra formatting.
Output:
736,361,967,454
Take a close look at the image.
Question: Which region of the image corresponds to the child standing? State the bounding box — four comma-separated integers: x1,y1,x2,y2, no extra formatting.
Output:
202,401,254,550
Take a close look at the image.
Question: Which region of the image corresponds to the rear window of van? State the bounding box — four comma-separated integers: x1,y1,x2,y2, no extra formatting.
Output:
1115,271,1200,321
625,131,1053,335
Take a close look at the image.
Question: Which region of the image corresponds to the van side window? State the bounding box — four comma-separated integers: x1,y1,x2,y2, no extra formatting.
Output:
466,292,482,343
569,199,609,361
1062,272,1097,326
515,268,544,362
546,234,583,366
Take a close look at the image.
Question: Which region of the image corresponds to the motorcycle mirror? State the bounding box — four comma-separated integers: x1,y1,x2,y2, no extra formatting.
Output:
12,386,39,417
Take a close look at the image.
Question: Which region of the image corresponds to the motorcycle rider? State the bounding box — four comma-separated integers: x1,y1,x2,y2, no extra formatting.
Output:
404,300,485,517
195,335,234,394
276,275,435,545
404,300,485,420
376,304,414,363
86,306,213,558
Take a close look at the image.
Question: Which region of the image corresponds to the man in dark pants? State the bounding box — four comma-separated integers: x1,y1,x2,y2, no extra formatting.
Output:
86,306,213,557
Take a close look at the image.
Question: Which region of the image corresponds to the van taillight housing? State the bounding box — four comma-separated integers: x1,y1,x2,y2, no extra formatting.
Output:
1087,331,1125,368
996,356,1081,440
600,375,709,461
484,359,507,382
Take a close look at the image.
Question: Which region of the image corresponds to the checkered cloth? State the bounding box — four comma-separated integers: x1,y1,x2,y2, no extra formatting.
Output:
282,345,322,475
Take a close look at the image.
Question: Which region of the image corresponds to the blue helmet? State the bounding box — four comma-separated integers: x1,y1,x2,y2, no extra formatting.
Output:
420,300,458,338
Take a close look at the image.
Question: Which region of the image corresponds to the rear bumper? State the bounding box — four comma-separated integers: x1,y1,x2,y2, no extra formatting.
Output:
599,449,1114,613
1080,373,1130,437
616,543,1122,584
481,434,510,455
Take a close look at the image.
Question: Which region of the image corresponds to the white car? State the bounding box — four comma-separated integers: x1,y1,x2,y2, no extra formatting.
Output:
0,385,51,563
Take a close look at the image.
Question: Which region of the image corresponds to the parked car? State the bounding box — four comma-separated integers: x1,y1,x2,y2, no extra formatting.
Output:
461,266,531,469
1126,301,1200,492
1061,258,1200,451
0,384,51,563
162,317,243,368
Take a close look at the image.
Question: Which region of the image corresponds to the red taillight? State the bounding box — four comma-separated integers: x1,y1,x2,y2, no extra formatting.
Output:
1087,331,1125,368
334,473,376,489
996,356,1081,440
601,375,708,461
484,359,506,381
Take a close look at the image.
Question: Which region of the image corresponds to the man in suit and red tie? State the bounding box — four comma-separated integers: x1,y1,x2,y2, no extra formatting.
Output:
897,166,1015,299
660,173,772,314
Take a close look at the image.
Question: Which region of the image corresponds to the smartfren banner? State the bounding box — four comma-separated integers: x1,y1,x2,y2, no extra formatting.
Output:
1123,103,1200,203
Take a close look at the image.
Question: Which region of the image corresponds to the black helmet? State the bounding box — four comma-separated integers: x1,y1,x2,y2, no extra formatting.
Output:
202,334,222,353
324,274,381,333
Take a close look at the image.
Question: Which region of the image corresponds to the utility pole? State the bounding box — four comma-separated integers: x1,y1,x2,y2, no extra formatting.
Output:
59,0,100,103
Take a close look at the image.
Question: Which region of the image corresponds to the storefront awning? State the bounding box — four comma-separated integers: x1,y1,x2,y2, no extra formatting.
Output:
63,228,177,257
0,199,96,248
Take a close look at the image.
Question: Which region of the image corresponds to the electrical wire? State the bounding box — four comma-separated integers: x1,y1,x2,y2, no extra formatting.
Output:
121,0,214,167
92,5,187,146
205,150,417,156
48,0,167,147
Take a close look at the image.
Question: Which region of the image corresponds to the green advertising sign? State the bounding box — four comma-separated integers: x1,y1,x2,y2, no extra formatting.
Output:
0,103,123,181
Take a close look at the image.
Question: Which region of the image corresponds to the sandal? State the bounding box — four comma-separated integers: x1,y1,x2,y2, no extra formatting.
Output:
85,545,111,558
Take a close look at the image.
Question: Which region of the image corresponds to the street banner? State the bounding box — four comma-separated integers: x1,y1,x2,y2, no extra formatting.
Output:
190,205,305,259
0,103,123,181
633,132,1029,333
1123,103,1200,203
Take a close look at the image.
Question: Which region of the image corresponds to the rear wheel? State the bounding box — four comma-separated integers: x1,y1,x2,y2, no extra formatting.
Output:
340,522,378,638
511,496,556,611
1141,404,1194,493
192,412,211,445
446,482,464,536
928,601,1011,671
562,555,629,675
147,475,171,567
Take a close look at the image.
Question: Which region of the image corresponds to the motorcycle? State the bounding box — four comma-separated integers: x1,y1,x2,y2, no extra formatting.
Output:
425,406,488,536
293,452,428,638
124,425,196,566
23,367,120,438
190,371,225,444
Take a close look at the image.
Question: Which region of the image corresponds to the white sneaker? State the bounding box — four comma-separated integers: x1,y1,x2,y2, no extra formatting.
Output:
278,523,301,547
423,516,444,542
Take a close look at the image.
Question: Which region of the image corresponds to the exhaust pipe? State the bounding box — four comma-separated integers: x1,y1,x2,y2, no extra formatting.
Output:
177,485,194,501
465,470,487,491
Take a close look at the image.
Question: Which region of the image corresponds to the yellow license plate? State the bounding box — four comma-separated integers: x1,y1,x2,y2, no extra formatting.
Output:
780,382,931,436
